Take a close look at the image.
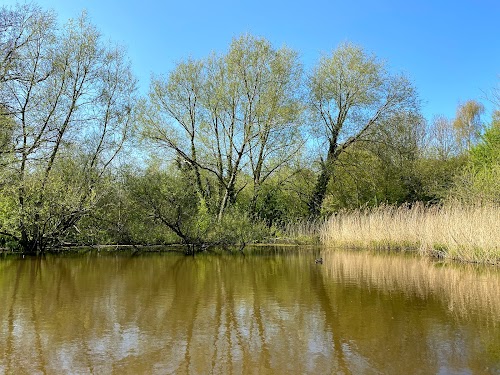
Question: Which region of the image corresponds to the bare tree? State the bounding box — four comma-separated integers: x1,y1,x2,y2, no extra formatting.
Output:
428,115,460,160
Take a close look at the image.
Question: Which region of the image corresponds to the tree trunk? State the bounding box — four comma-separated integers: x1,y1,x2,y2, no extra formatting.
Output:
308,165,331,217
308,141,337,217
248,182,260,219
217,180,236,222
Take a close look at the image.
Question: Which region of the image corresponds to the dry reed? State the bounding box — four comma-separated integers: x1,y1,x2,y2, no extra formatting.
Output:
319,203,500,264
276,220,322,244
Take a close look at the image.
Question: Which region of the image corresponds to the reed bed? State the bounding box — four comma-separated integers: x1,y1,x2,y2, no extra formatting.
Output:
319,203,500,264
276,220,322,244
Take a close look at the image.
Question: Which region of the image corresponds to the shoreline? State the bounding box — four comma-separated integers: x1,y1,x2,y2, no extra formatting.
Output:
1,240,499,266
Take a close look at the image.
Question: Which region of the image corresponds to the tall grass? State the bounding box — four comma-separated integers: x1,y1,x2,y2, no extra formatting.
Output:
281,220,321,243
319,203,500,264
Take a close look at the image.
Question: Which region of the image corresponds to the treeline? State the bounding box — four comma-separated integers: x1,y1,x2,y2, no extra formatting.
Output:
0,4,499,254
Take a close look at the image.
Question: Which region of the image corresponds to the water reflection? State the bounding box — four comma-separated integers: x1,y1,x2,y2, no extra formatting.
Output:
0,249,499,374
321,249,500,324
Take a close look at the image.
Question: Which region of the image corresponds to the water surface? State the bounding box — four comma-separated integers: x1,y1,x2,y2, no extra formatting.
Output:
1,248,499,374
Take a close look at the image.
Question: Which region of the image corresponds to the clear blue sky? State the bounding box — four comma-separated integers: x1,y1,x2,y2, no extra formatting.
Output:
4,0,500,122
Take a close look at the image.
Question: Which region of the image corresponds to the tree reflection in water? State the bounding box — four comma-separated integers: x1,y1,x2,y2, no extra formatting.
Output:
0,249,499,374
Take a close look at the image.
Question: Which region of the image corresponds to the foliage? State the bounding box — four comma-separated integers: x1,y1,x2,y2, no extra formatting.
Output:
469,119,500,168
207,208,270,248
124,165,201,244
0,4,136,253
235,166,313,224
307,42,420,216
452,120,500,203
141,34,304,220
320,111,427,212
415,155,466,202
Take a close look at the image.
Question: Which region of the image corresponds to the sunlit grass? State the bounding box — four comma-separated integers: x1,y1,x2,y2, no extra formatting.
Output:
319,203,500,264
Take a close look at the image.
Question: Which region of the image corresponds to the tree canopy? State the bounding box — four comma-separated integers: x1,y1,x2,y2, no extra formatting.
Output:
0,4,136,253
141,35,304,220
307,43,420,216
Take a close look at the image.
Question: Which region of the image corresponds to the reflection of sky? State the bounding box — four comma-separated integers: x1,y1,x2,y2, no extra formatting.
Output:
0,253,499,374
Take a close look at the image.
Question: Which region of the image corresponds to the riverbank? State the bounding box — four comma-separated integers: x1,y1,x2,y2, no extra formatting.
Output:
2,203,499,265
319,203,500,265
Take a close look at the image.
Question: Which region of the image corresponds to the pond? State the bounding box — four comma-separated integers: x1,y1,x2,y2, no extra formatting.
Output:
1,247,499,374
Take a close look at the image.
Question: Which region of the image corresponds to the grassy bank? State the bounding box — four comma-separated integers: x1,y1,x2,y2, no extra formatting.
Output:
319,203,500,265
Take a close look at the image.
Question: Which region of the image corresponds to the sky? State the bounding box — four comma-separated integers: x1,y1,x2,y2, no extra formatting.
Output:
3,0,500,122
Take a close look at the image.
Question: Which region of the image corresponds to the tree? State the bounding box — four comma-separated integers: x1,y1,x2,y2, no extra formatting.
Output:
427,115,460,160
142,35,303,221
368,111,425,203
0,6,136,253
307,43,419,216
125,164,202,249
0,4,55,86
452,100,484,152
318,111,429,211
452,118,500,203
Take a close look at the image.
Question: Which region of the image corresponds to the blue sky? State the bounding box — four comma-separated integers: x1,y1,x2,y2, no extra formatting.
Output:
4,0,500,122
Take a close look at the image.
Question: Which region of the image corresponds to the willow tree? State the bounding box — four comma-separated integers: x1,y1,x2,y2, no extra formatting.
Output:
143,35,303,220
0,5,136,253
307,43,419,216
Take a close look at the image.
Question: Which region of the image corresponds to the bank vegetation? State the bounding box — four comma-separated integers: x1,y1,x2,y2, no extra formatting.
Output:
319,203,500,264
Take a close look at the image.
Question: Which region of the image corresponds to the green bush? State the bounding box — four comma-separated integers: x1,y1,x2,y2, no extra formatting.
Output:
452,121,500,203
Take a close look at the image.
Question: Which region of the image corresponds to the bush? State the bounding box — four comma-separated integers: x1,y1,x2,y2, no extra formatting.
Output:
452,122,500,204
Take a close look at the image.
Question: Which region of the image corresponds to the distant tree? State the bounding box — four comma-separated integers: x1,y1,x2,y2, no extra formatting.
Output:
307,43,419,216
427,115,460,160
452,118,500,203
452,100,484,152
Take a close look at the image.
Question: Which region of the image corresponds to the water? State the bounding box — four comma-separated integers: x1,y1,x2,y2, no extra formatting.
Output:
1,247,499,374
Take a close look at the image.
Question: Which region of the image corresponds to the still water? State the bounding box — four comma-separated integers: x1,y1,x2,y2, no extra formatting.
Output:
1,247,499,374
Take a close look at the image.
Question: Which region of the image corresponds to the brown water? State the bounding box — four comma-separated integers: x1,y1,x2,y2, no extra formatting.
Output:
1,248,499,374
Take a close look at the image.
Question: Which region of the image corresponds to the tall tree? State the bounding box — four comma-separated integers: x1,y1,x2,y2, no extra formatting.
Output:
142,35,303,220
0,6,136,253
307,43,419,216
